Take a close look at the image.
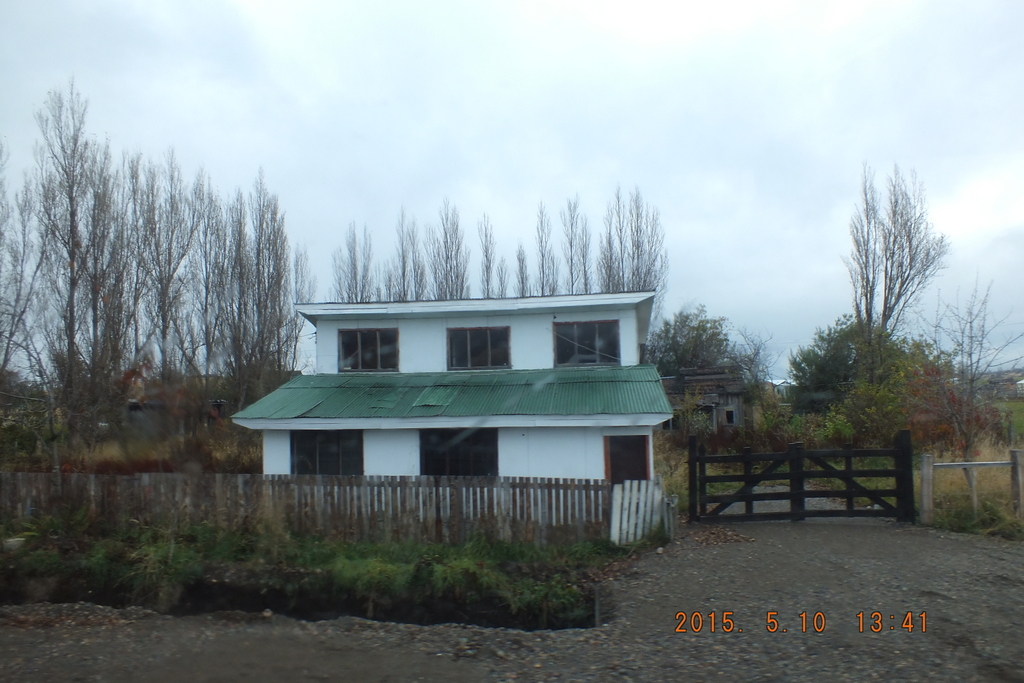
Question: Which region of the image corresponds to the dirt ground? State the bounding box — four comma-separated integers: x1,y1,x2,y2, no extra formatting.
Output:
3,518,1024,682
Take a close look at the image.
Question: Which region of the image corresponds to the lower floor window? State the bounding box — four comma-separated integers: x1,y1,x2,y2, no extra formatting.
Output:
420,428,498,476
291,430,363,475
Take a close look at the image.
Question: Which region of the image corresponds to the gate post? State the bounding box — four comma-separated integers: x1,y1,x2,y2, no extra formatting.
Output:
687,436,698,522
789,442,805,521
920,453,934,525
894,430,915,523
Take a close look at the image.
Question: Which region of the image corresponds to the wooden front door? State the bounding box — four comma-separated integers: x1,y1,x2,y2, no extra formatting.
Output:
606,435,649,485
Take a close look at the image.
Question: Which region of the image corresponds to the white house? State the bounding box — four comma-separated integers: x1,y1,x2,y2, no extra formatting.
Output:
232,292,672,483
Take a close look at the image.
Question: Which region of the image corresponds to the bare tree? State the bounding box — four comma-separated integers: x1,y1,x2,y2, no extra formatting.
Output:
34,81,91,442
224,190,255,406
597,186,667,314
920,282,1023,461
624,187,667,295
181,170,228,398
78,141,137,440
478,214,496,298
224,172,295,407
331,223,375,303
560,195,589,295
286,244,317,372
846,165,949,336
495,256,509,298
845,165,949,383
730,328,780,404
597,210,619,294
0,143,45,388
383,208,425,302
515,241,530,298
535,202,559,296
426,198,469,300
599,187,627,293
578,212,592,295
139,151,199,383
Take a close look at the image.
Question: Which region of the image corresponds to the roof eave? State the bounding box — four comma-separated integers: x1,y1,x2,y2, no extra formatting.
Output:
295,292,656,324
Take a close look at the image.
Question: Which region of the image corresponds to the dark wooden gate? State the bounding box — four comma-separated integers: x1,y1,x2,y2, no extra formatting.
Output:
687,430,915,523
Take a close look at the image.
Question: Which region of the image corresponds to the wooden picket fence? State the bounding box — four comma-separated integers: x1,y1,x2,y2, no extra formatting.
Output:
609,478,675,544
0,472,621,546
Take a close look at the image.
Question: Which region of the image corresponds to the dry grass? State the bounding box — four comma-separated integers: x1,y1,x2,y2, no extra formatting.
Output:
920,440,1024,540
653,431,688,500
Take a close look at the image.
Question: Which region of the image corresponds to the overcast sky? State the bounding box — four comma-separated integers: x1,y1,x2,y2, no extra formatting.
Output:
2,0,1022,376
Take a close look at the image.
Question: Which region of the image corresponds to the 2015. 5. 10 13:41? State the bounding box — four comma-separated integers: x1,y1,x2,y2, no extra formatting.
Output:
857,612,927,632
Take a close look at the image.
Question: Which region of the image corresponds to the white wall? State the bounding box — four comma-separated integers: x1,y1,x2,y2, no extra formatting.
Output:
499,426,654,480
314,307,641,373
498,427,605,479
263,424,655,480
363,429,420,475
263,430,291,475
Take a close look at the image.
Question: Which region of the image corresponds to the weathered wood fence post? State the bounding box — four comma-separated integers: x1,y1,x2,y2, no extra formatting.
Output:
687,435,698,523
920,453,935,525
1012,450,1023,518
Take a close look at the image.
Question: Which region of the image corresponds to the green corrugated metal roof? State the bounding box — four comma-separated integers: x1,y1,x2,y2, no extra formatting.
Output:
232,365,671,420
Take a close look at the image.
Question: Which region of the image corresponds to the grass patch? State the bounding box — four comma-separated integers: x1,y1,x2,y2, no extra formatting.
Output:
0,511,634,629
921,441,1024,540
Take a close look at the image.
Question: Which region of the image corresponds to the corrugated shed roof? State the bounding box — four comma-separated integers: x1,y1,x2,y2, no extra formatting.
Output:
232,365,671,420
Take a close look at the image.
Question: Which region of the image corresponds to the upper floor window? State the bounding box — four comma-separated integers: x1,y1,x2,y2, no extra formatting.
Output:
554,321,620,365
339,329,398,371
448,327,510,369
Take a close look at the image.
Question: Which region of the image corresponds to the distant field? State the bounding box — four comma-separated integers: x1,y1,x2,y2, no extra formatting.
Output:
1000,399,1024,443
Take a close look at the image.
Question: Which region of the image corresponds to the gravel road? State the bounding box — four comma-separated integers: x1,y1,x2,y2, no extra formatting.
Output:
3,519,1023,682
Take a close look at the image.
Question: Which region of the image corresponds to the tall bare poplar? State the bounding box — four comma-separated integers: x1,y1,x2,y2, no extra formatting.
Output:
846,165,949,337
0,143,45,388
331,223,375,302
34,81,91,442
287,244,316,372
495,257,509,298
535,202,559,296
78,141,137,438
426,198,469,300
845,165,949,382
140,151,199,382
560,195,590,295
515,242,530,298
478,214,496,298
182,171,228,398
597,186,667,313
383,208,424,302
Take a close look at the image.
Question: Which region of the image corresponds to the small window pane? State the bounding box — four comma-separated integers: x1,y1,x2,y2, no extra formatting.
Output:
339,431,364,475
489,328,509,367
597,322,620,363
555,324,575,365
340,331,359,370
469,329,489,367
449,330,469,368
317,432,341,475
292,432,317,475
360,330,379,369
379,329,398,369
577,323,598,363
